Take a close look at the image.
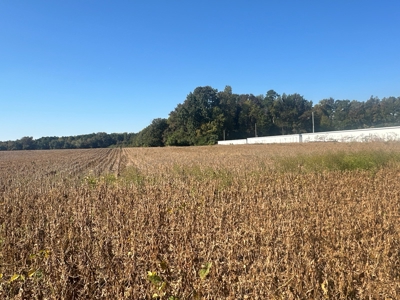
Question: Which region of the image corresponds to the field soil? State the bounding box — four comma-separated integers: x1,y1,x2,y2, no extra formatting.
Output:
1,143,400,299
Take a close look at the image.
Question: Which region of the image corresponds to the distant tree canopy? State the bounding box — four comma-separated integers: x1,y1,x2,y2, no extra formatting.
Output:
140,86,400,147
132,118,168,147
1,86,399,150
0,132,135,151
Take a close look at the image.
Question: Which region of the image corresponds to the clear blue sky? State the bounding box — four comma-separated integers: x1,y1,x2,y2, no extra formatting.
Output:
1,0,399,141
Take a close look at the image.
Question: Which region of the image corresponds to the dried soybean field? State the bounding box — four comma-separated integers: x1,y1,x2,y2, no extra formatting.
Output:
1,143,400,299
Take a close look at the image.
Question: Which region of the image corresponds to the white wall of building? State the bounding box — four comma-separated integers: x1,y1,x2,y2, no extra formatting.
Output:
218,126,400,145
247,134,301,144
217,139,247,145
302,126,400,143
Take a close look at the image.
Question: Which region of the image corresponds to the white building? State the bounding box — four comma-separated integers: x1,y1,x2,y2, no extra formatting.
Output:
217,126,400,145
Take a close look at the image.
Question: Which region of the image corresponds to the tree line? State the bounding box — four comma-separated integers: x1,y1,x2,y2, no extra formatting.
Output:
0,132,135,151
132,86,400,147
1,85,400,150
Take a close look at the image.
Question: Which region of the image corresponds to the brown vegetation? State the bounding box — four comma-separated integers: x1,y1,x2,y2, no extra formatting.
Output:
1,143,400,299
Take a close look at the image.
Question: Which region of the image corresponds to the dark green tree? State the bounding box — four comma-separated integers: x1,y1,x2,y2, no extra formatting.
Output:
271,93,312,134
380,96,400,126
348,100,366,128
19,136,35,150
364,96,382,127
165,86,223,145
133,118,168,147
313,98,335,131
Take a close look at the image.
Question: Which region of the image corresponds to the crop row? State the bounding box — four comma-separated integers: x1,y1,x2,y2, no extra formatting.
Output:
1,143,400,298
